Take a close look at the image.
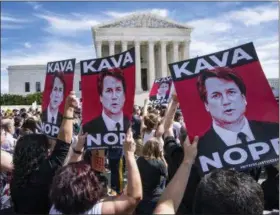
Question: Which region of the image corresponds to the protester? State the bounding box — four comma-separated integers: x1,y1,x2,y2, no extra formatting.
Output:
19,117,38,136
135,138,167,214
1,119,16,154
49,128,143,214
132,105,142,156
162,94,201,214
261,165,279,211
13,116,23,139
193,169,264,215
10,91,78,214
153,130,199,214
141,99,162,145
173,110,183,142
0,126,14,212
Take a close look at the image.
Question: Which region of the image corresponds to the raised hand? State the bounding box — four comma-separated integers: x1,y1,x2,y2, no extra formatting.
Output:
123,127,136,154
183,135,199,163
172,93,179,103
65,91,79,109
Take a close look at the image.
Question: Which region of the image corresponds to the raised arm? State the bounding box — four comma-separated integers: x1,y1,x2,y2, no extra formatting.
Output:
140,98,149,135
63,131,87,165
57,91,77,143
102,128,143,214
163,94,179,138
153,135,199,214
46,91,79,169
155,101,172,139
123,128,142,201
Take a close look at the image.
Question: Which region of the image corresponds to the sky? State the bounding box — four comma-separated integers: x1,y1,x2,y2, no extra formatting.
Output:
1,1,279,93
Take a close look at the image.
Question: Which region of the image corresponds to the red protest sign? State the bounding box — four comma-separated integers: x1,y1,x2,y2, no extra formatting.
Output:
149,76,172,105
80,48,135,150
169,42,279,174
41,59,76,138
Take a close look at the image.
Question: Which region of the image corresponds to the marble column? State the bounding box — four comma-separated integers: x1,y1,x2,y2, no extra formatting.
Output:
121,41,128,52
109,40,115,56
173,41,179,63
183,41,190,59
148,41,155,90
135,41,142,92
161,40,168,78
96,41,102,58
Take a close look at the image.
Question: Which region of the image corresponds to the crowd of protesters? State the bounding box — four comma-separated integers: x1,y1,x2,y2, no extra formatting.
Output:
0,91,279,215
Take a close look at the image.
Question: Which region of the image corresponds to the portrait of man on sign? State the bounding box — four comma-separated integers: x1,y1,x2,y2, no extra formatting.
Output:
196,67,279,177
150,81,171,103
42,71,65,125
83,68,130,134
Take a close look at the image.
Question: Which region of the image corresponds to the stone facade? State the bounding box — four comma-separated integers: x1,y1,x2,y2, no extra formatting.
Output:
7,12,278,105
7,13,192,105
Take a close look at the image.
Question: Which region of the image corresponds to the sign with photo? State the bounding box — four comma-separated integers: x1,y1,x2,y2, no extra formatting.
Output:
149,76,172,105
41,59,76,138
80,48,135,149
169,42,279,174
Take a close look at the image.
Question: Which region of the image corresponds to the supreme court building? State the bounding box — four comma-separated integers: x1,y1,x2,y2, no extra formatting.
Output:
7,13,192,104
7,12,278,104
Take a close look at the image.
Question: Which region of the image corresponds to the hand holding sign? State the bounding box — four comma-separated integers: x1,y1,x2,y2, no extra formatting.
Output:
172,93,179,103
183,135,199,164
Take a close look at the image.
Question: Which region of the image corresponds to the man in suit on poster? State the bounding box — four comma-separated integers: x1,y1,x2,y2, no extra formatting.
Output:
83,68,130,134
83,68,130,194
196,67,279,180
150,81,171,102
41,72,65,126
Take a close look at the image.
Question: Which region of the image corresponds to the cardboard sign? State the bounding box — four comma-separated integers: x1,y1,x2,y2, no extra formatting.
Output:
80,48,135,149
91,150,106,173
41,59,76,138
169,42,279,174
149,76,172,105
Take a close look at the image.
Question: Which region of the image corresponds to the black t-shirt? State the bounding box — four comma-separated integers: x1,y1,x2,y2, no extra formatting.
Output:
132,114,141,139
137,157,167,200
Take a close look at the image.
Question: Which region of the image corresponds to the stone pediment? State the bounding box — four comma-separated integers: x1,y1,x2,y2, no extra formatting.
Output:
96,12,191,29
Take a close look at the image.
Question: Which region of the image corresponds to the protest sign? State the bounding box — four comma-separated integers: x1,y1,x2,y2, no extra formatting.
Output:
41,59,76,138
91,150,106,173
149,76,172,105
169,42,279,174
80,48,135,150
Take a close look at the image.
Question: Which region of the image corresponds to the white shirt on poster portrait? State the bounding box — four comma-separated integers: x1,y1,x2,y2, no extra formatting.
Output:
47,105,58,124
156,94,166,100
102,110,124,131
212,118,255,147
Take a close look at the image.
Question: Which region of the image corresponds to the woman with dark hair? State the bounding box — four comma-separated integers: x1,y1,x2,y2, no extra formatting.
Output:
18,117,38,137
10,91,78,214
13,116,23,139
50,161,104,214
49,128,143,214
135,138,167,215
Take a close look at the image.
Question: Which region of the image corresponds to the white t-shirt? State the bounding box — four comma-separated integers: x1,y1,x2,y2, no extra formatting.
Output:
212,118,255,146
49,202,102,214
143,130,156,145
